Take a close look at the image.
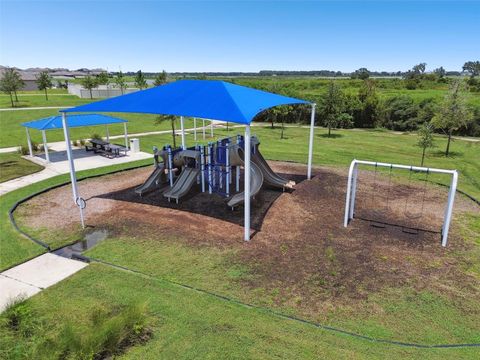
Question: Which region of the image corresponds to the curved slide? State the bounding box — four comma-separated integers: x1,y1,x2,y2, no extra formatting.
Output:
163,167,200,203
251,150,294,190
135,164,168,196
227,144,264,208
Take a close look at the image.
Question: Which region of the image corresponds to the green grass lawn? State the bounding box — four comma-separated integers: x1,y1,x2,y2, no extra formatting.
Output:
0,93,92,109
3,263,478,359
0,153,44,183
1,126,479,359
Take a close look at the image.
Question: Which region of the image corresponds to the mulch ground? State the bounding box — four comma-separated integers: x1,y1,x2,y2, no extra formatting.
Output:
17,161,480,311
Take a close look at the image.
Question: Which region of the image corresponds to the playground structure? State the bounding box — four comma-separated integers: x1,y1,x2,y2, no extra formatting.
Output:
135,134,294,207
344,159,458,247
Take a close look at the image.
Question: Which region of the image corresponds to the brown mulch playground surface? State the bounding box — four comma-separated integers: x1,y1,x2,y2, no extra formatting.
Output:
18,161,480,307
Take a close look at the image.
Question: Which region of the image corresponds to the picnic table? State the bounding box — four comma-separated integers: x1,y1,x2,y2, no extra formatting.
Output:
85,139,127,158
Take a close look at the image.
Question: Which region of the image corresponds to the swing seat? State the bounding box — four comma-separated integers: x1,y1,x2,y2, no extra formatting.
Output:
402,227,419,235
370,221,386,229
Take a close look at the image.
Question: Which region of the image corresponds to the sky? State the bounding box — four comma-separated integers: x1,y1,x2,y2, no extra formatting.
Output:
0,0,479,73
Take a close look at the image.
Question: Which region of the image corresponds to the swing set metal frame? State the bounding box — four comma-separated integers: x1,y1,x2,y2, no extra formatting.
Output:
344,159,458,247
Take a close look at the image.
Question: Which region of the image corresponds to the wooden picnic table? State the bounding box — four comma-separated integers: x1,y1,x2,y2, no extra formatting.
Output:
85,139,127,158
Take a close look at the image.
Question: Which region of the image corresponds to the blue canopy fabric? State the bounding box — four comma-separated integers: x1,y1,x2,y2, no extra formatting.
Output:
62,80,310,125
22,114,127,131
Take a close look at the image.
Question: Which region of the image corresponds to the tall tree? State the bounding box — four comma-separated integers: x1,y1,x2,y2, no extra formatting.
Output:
462,61,480,78
0,68,23,107
320,82,353,137
357,79,379,127
153,70,168,86
412,63,427,74
431,81,473,156
80,75,98,99
114,71,127,94
134,70,147,89
416,122,435,166
155,115,177,148
352,68,370,80
433,66,446,79
36,71,53,100
96,71,110,86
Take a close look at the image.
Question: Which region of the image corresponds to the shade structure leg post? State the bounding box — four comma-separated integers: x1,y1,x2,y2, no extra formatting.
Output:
441,171,458,247
180,116,186,150
349,163,358,219
226,142,230,197
62,113,79,204
123,123,129,149
210,120,214,137
26,128,33,157
41,130,50,162
207,143,212,194
105,125,110,142
193,118,197,141
244,125,251,241
307,103,316,180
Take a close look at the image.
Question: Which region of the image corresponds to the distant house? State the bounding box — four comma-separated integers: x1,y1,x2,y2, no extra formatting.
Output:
19,72,38,91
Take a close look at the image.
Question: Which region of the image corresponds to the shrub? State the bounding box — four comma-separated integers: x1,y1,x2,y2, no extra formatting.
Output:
19,141,39,155
90,133,103,140
79,139,86,146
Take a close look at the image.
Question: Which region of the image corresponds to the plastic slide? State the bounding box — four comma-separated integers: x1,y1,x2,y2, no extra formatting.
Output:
227,144,264,208
135,164,168,196
251,150,294,189
163,167,200,203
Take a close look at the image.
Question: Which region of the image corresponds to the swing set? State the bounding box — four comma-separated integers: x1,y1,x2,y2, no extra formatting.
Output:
344,159,458,247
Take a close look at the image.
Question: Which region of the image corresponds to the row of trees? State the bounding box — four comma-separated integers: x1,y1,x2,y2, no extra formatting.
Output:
0,68,54,106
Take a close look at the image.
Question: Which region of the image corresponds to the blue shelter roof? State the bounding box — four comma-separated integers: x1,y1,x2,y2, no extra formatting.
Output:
22,114,127,131
62,80,310,125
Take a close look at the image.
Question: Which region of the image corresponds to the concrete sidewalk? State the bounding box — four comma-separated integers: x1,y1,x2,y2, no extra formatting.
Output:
0,253,88,312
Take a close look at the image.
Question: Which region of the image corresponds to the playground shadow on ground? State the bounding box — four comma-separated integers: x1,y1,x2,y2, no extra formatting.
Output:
94,171,307,230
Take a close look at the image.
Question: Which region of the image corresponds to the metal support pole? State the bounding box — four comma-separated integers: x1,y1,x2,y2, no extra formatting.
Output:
26,128,33,157
226,141,230,197
123,122,129,149
207,143,212,194
105,125,110,142
244,125,251,241
202,119,206,140
343,160,356,227
349,164,358,219
193,118,197,141
167,146,173,187
210,120,214,137
62,113,83,229
307,103,316,180
200,145,205,193
441,171,458,247
41,130,50,162
180,116,186,150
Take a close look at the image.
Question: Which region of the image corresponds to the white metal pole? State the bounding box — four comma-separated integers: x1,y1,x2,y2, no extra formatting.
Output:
41,130,50,162
349,163,358,219
307,103,316,180
203,119,206,140
167,146,173,187
226,142,230,197
210,120,214,137
123,122,129,149
180,116,186,150
62,113,79,203
441,171,458,247
26,128,33,157
105,125,110,142
193,118,197,141
207,144,212,194
344,160,356,227
244,125,251,241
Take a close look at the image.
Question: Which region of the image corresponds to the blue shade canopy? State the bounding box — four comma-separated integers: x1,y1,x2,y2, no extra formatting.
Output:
22,114,127,131
62,80,310,125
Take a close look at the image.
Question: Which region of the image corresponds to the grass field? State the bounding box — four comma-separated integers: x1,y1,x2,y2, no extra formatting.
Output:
0,153,44,183
0,93,91,109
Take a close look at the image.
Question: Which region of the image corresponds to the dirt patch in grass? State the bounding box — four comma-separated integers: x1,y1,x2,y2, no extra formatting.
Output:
17,162,480,313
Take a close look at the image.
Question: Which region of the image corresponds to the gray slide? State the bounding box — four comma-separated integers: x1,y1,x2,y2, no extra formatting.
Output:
227,144,264,208
163,167,200,203
135,164,168,196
